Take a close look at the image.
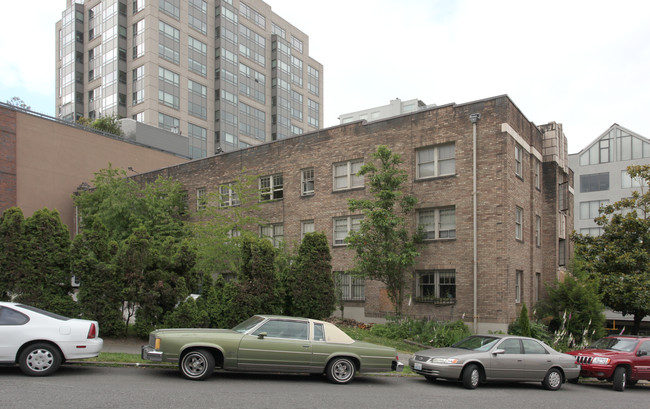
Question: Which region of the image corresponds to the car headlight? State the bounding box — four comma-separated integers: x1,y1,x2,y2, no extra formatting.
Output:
591,357,610,365
431,358,459,364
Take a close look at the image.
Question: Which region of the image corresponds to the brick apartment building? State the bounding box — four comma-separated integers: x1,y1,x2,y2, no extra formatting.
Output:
131,94,573,333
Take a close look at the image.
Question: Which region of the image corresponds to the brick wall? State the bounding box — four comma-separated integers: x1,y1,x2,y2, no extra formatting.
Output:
0,107,17,212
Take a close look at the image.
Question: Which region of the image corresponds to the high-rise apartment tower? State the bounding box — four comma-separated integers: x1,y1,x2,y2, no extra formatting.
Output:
56,0,323,157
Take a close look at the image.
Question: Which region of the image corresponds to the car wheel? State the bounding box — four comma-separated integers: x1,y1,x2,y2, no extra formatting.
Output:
180,349,215,381
462,364,480,389
326,357,356,384
19,343,62,377
613,366,626,392
542,368,563,391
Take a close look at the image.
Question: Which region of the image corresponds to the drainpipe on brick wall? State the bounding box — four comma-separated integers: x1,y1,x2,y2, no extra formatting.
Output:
470,113,481,333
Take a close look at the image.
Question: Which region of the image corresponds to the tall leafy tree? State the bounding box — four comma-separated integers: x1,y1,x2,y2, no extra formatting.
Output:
572,165,650,334
347,145,420,316
16,209,76,315
0,208,26,300
285,232,336,319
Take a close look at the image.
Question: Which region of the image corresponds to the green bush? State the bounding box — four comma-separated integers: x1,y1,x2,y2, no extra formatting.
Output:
370,317,471,347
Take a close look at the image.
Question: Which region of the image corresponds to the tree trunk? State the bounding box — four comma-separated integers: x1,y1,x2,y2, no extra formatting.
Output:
632,313,643,335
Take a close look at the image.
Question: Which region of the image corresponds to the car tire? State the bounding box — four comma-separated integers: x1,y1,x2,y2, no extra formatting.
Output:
542,368,563,391
180,349,215,381
326,357,356,384
462,364,480,389
613,366,626,392
18,343,62,377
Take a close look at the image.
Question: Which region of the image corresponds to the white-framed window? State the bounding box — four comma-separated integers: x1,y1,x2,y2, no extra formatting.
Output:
219,183,240,207
579,199,608,220
196,188,207,211
535,215,541,247
515,206,523,241
580,227,604,236
333,159,363,190
515,144,523,177
418,207,456,239
259,174,283,201
260,223,283,248
301,168,314,196
301,220,314,240
621,171,643,189
227,227,240,238
415,270,456,304
515,270,523,303
333,215,362,245
335,272,365,301
534,160,540,189
534,272,541,303
416,143,455,179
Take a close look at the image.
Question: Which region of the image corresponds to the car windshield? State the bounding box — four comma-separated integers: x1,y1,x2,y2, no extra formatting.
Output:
589,337,638,352
232,316,265,333
452,335,500,351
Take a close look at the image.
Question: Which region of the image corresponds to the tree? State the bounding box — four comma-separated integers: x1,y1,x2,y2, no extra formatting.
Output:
6,97,30,110
15,209,76,315
285,232,336,319
572,165,650,334
535,257,605,346
0,207,26,300
77,114,122,136
509,304,532,337
346,145,420,315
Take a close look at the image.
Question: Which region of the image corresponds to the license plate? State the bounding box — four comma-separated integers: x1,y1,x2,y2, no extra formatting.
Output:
414,363,422,370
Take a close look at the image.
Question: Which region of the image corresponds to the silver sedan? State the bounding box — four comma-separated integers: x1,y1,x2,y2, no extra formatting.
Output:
409,335,580,390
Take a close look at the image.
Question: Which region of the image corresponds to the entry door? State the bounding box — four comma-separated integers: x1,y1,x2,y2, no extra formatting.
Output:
237,319,312,372
633,340,650,379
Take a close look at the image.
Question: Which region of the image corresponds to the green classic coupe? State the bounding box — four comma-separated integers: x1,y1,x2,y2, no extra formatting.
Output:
141,315,403,383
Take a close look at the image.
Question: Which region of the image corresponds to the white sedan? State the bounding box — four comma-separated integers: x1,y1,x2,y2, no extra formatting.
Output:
0,302,103,376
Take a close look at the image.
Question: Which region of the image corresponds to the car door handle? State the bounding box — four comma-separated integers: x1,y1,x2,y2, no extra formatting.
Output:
303,345,311,348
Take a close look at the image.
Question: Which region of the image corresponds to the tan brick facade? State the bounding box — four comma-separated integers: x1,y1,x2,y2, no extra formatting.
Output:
135,95,573,332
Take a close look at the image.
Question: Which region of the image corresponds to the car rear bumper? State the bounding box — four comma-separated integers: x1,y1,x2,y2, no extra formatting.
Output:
141,345,163,362
61,337,104,359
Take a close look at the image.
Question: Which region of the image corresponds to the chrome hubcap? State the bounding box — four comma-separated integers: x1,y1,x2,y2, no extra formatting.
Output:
333,361,352,381
471,369,479,386
548,371,561,388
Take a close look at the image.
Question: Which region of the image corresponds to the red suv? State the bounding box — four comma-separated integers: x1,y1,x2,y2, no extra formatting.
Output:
567,336,650,391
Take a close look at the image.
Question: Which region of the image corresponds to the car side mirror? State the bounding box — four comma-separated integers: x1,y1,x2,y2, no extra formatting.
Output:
637,350,648,356
257,332,267,339
492,349,505,355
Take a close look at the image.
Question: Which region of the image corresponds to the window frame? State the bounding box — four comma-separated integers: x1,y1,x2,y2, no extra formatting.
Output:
417,207,456,240
515,144,523,178
535,215,541,247
416,143,456,180
333,159,364,191
301,220,314,240
219,183,240,207
196,187,207,211
333,215,362,246
335,272,365,301
260,223,284,248
515,270,523,303
259,174,283,201
515,206,523,241
301,168,314,196
415,269,456,304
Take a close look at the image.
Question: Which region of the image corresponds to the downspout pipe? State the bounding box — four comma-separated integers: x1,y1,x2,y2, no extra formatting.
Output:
469,113,481,333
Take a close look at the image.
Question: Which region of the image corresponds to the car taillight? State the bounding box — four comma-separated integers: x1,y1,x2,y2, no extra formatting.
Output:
87,323,97,339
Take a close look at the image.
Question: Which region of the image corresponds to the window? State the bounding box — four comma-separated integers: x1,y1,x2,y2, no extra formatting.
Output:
333,160,363,190
580,227,603,236
580,172,609,193
251,319,308,340
188,36,207,77
158,66,180,109
196,188,207,211
621,171,643,189
158,21,180,64
188,0,207,35
415,270,456,304
534,160,541,189
515,144,523,177
0,306,29,325
515,207,523,241
580,200,608,220
335,272,365,301
160,0,180,19
313,323,324,341
260,223,283,247
535,215,541,247
259,175,283,201
515,270,523,303
333,216,362,245
308,99,319,128
301,168,314,196
301,220,314,240
534,272,541,304
188,79,207,119
158,112,179,132
500,338,522,354
558,239,566,266
219,183,240,207
418,207,456,240
416,143,455,179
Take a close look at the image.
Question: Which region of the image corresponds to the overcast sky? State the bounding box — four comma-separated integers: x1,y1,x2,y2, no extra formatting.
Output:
2,0,649,154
